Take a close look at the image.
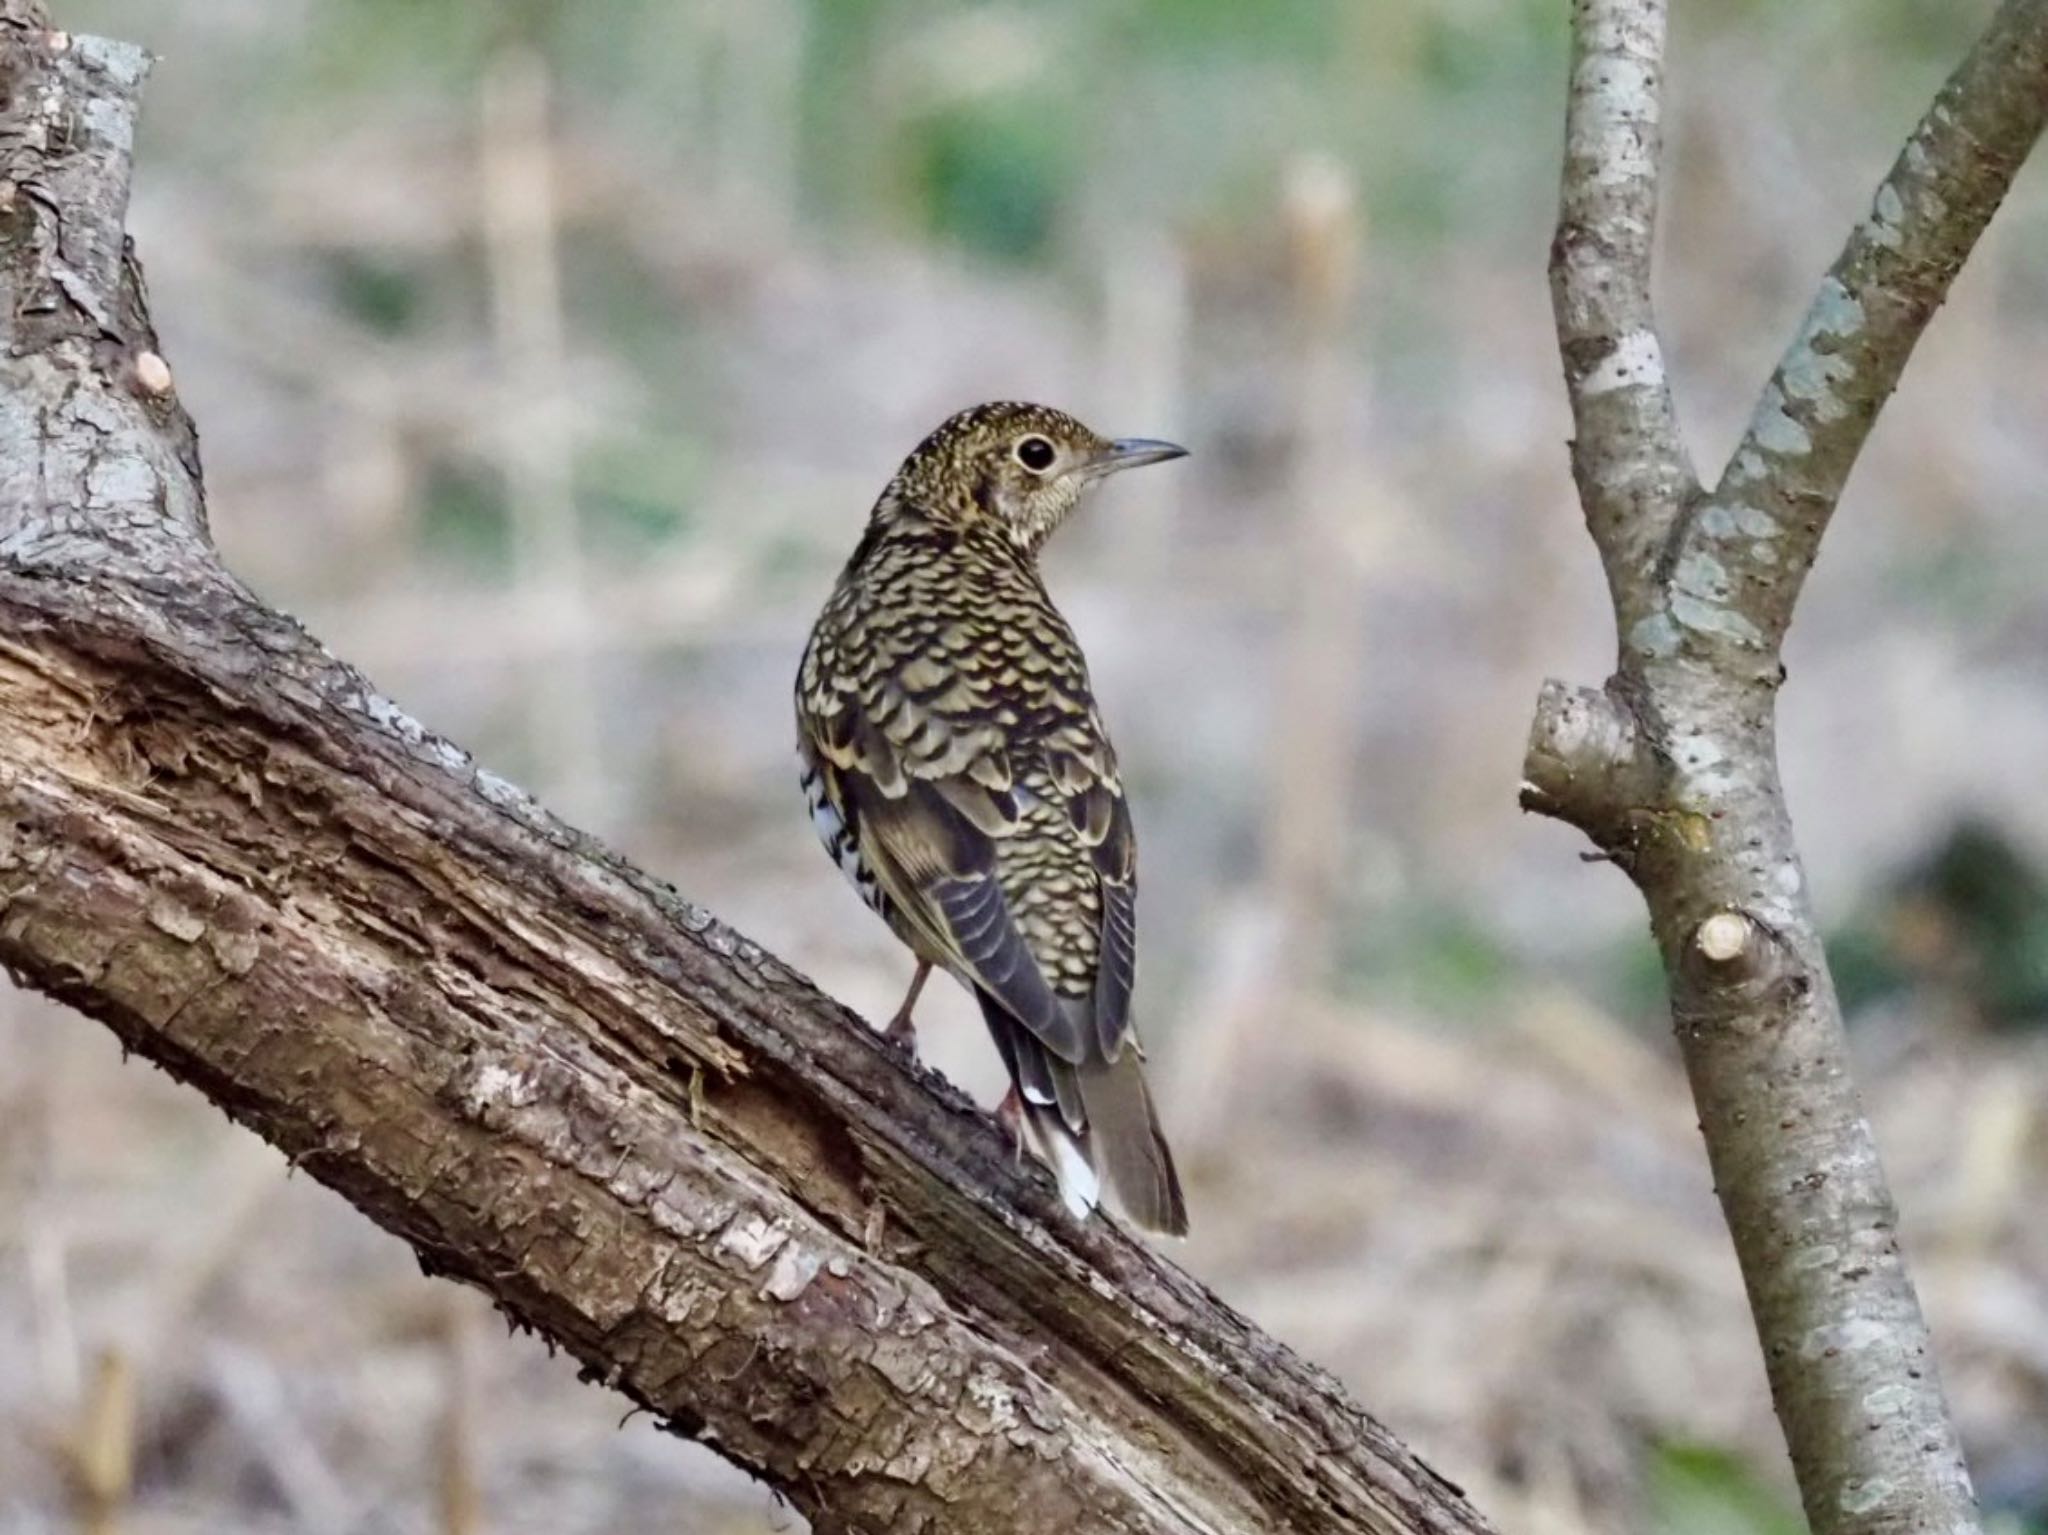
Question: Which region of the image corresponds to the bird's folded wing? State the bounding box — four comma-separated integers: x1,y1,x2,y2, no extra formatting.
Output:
846,773,1088,1063
802,667,1138,1072
1073,777,1139,1062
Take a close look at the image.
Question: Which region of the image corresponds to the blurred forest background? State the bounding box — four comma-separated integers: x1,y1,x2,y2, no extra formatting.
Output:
3,0,2048,1531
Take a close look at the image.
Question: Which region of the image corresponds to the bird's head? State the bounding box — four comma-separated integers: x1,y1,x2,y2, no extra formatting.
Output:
885,401,1186,556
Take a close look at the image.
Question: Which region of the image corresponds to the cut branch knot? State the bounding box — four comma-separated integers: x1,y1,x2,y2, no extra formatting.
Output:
1677,908,1795,1007
1693,911,1753,965
1519,678,1653,840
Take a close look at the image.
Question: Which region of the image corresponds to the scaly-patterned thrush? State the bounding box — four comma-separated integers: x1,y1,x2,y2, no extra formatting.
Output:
795,402,1189,1234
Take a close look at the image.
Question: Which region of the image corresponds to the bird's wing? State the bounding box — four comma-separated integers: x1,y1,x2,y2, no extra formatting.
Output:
840,752,1088,1062
805,656,1121,1065
1071,763,1139,1062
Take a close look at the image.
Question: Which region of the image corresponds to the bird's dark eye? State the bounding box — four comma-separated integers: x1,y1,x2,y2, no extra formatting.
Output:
1014,435,1056,473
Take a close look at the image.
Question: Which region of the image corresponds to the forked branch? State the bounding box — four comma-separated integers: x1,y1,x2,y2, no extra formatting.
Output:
1527,3,2048,1534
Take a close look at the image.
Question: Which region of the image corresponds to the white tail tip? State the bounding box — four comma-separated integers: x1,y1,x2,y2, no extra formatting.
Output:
1042,1121,1099,1220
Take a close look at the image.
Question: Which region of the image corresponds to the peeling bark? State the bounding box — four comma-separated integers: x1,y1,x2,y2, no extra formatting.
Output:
0,15,1495,1535
1527,3,2048,1534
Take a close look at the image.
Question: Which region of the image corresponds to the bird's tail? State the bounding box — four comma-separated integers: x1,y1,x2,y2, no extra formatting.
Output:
1075,1049,1188,1236
1022,1104,1102,1222
1001,1033,1186,1236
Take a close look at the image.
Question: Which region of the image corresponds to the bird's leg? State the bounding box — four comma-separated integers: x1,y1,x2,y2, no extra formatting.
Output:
994,1084,1026,1165
883,959,932,1052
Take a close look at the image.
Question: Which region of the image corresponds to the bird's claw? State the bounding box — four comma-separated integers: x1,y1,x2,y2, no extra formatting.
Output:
994,1086,1026,1165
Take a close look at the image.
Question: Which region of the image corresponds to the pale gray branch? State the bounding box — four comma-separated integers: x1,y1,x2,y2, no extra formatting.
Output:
1550,0,1697,629
1679,0,2048,662
1526,3,2045,1533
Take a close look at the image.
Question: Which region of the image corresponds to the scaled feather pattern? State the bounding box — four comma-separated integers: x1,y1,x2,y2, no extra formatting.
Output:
795,402,1188,1234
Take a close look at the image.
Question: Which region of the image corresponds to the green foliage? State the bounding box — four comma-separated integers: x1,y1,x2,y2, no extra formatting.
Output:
1605,928,1676,1024
1891,527,2018,625
302,0,498,94
1836,818,2048,1031
1340,900,1514,1016
1860,0,1999,60
1415,1,1558,93
910,95,1075,262
322,252,429,338
418,459,512,576
1111,0,1339,60
576,434,700,559
1647,1442,1804,1535
1826,917,1910,1021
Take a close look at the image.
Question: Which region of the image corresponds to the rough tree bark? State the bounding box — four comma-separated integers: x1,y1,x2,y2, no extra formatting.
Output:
0,12,1493,1535
1525,2,2048,1533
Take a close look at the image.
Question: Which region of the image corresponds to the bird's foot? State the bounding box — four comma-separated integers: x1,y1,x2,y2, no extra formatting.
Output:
882,1008,918,1056
994,1086,1026,1165
881,959,932,1057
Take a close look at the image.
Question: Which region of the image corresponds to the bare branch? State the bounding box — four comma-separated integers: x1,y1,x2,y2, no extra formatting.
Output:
1550,0,1697,627
1684,0,2048,659
0,20,1492,1535
1528,4,2048,1533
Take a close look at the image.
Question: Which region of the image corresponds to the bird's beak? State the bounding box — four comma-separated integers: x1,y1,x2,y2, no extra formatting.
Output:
1083,437,1189,480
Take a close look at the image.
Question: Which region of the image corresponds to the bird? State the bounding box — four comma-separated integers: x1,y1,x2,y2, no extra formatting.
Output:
795,401,1190,1234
